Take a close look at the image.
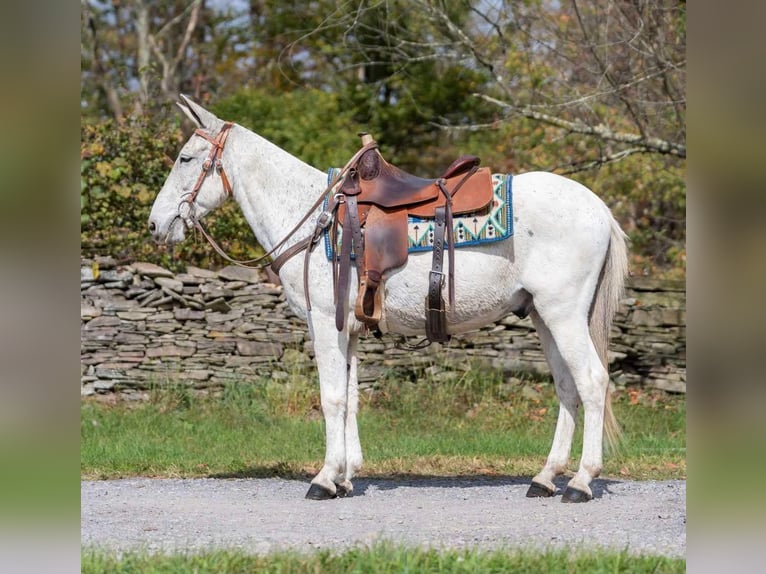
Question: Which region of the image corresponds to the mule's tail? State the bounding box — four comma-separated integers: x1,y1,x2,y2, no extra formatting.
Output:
590,214,629,450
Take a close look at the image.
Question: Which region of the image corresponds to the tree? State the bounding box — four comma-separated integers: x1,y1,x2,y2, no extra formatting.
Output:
328,0,685,171
79,0,687,274
81,0,221,119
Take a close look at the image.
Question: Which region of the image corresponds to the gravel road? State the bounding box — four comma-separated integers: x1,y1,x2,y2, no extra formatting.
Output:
81,477,685,558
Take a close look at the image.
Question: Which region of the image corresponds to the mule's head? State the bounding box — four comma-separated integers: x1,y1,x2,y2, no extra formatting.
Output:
148,95,233,245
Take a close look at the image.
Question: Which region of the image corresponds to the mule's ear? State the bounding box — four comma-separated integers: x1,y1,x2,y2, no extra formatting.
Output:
176,100,202,128
177,94,220,129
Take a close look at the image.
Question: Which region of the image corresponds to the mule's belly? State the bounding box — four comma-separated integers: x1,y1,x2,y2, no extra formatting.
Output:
377,248,525,336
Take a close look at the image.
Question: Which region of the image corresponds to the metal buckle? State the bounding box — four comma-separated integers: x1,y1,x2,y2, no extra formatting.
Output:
430,269,446,287
316,210,333,229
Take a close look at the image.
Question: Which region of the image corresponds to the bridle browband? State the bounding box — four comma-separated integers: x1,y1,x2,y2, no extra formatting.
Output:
177,122,379,295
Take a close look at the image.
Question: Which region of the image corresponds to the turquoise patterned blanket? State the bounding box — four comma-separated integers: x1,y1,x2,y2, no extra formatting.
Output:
323,169,513,259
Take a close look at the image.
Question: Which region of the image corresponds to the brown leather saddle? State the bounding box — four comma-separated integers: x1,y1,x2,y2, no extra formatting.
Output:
329,135,494,343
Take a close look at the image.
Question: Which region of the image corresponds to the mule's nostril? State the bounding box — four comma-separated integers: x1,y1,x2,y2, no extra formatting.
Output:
149,221,157,234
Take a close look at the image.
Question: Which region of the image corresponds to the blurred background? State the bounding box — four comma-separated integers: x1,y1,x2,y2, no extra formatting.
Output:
80,0,686,277
20,1,766,571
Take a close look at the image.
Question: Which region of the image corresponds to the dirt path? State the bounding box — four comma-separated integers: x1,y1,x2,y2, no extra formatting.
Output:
81,477,685,558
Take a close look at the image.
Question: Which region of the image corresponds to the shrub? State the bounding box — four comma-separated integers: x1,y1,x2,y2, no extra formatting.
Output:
81,116,257,269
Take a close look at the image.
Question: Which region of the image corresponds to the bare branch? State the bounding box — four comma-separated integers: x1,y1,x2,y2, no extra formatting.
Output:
476,93,685,158
553,147,647,174
81,1,123,120
172,0,203,71
421,2,510,95
141,0,203,98
152,0,202,40
571,0,647,137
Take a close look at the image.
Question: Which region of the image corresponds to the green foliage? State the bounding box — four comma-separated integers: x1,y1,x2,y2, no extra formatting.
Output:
80,117,260,269
211,88,360,169
81,0,685,276
590,155,686,276
82,544,686,574
458,120,687,276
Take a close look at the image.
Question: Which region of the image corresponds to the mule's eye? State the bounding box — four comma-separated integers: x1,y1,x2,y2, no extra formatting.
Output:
179,155,193,164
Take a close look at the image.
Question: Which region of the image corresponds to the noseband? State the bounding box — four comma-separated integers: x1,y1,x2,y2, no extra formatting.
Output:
179,122,234,226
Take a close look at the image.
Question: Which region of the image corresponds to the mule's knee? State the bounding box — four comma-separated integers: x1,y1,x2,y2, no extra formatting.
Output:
321,392,347,415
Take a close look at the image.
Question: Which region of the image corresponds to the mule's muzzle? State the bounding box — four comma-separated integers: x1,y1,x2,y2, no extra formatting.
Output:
148,217,185,245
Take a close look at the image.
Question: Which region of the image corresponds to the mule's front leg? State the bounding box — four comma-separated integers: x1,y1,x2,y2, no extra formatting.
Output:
305,316,351,500
340,333,363,493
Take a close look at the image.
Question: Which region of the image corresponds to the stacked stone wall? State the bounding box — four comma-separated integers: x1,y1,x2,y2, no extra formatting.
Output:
81,257,686,398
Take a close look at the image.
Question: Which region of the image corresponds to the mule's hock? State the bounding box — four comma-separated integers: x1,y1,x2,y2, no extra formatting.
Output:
81,256,686,398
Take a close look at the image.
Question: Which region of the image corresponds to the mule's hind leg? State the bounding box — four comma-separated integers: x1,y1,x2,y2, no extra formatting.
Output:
541,314,610,502
526,310,580,498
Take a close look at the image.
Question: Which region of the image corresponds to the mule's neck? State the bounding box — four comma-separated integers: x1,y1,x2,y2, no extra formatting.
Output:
227,124,328,253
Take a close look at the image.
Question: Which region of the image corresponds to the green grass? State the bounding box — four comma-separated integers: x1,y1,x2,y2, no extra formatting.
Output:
81,369,685,481
81,544,685,573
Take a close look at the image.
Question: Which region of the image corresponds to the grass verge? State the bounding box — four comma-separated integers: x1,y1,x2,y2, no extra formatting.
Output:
82,544,685,573
81,369,685,482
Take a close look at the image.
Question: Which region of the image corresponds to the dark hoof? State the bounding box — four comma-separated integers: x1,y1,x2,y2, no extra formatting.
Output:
335,484,349,498
562,486,592,503
526,481,555,498
305,483,336,500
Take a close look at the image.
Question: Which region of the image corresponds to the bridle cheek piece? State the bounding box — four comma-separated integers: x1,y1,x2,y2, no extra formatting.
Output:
178,121,235,226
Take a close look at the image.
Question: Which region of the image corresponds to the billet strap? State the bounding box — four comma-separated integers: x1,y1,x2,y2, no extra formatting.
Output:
441,165,479,312
423,165,478,343
426,204,449,343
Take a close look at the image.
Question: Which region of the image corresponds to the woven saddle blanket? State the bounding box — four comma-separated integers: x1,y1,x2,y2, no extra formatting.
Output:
323,169,514,260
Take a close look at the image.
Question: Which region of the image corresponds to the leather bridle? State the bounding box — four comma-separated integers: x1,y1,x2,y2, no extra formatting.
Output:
178,121,234,228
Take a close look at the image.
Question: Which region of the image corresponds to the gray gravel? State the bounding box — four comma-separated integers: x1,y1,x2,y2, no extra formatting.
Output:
81,477,685,558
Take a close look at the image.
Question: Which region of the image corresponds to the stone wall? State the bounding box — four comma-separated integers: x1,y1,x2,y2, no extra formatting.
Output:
81,256,686,398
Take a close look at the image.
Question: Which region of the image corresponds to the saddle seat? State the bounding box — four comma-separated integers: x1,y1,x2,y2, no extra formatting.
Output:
330,140,495,341
351,151,485,208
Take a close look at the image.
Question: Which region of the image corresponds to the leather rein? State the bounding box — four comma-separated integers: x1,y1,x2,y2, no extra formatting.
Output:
177,123,378,304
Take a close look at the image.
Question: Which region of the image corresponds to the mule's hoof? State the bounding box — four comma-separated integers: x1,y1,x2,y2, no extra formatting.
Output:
305,483,336,500
562,486,592,503
526,482,555,498
335,483,349,498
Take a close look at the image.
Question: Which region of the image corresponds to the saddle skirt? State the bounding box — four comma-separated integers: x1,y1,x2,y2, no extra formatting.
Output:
323,170,513,259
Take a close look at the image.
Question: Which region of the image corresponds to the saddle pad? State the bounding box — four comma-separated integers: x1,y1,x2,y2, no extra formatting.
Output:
323,169,513,259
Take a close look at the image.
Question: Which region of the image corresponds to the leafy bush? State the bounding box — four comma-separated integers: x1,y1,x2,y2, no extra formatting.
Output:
81,116,258,269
